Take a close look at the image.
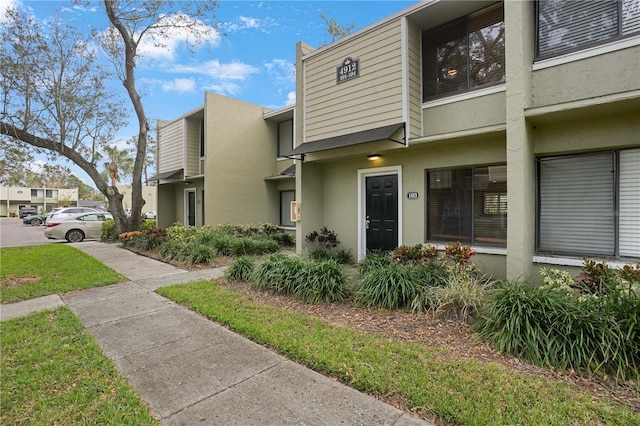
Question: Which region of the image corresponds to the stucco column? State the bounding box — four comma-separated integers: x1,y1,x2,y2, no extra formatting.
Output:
294,41,325,254
505,0,536,280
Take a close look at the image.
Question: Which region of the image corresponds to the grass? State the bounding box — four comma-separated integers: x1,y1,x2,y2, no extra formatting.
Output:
157,280,640,425
1,307,157,425
0,245,124,303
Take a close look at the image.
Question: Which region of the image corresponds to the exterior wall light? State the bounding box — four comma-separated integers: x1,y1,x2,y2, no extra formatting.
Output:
368,154,381,161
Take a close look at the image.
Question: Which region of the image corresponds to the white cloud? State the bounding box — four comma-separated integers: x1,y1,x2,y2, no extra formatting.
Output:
161,78,197,94
0,0,19,22
170,60,259,81
285,91,296,106
137,13,221,61
263,58,296,97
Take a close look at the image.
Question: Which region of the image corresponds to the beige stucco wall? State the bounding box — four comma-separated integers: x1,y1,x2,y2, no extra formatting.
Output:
422,91,506,138
115,185,157,214
203,93,281,226
532,45,640,108
298,136,507,277
302,19,405,142
533,111,639,155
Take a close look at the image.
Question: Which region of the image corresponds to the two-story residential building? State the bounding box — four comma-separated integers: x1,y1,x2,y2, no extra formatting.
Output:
289,0,639,280
1,186,79,217
153,1,638,281
152,93,295,230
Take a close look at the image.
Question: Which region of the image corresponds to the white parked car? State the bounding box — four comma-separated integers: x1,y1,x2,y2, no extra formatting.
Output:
44,212,113,242
47,207,101,222
145,211,157,219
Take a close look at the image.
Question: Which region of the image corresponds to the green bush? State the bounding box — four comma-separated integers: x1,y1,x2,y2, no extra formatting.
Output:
253,253,300,294
474,280,640,380
295,260,348,304
225,256,255,281
354,263,420,310
413,272,492,321
358,251,393,277
270,232,295,247
100,219,118,241
307,246,333,262
182,244,215,266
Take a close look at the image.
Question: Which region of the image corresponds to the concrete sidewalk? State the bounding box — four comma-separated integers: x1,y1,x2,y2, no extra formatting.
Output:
2,241,431,425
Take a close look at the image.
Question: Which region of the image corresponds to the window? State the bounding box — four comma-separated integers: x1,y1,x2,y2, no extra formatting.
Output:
427,165,507,246
45,189,57,198
537,149,639,258
423,2,505,101
280,190,295,227
536,0,640,59
278,120,293,157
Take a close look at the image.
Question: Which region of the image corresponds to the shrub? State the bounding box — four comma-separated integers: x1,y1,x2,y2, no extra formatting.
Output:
225,256,256,281
354,264,420,310
295,260,348,304
307,246,333,262
358,251,393,277
474,280,640,379
305,226,339,248
270,231,295,247
100,219,118,241
415,272,492,322
253,253,299,294
182,244,215,266
412,261,450,288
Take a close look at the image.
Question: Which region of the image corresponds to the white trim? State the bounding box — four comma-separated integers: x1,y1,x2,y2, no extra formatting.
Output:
357,165,403,262
533,255,637,269
533,35,640,71
422,84,506,109
184,188,196,227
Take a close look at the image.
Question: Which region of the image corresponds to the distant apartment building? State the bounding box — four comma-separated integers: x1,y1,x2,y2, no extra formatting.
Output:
0,186,79,216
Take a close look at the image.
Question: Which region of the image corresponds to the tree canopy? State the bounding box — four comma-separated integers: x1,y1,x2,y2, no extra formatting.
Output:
1,0,219,233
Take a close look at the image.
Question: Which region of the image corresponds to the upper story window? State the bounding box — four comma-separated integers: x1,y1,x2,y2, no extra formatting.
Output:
536,0,640,59
422,2,505,101
278,120,293,158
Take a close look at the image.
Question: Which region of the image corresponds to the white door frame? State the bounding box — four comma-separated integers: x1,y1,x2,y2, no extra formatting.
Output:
184,188,196,226
357,165,402,261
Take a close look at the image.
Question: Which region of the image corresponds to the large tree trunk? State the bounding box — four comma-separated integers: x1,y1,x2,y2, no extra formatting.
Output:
0,121,134,235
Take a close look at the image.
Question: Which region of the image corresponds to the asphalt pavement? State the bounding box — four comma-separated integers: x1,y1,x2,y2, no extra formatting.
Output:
1,237,432,425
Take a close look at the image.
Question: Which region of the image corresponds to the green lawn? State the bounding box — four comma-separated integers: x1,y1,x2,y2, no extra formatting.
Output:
158,280,640,426
1,307,157,425
0,245,124,303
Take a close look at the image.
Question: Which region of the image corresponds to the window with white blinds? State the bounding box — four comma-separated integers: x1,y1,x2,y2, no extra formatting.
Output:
536,0,640,59
619,149,640,257
538,149,640,259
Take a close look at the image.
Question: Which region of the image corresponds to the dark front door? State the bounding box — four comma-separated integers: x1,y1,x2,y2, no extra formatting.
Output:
187,191,196,226
366,174,398,252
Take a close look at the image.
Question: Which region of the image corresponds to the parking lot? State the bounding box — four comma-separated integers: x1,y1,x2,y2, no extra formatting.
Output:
0,218,60,248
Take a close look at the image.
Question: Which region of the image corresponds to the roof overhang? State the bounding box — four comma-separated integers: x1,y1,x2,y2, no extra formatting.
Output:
285,122,405,160
148,168,184,181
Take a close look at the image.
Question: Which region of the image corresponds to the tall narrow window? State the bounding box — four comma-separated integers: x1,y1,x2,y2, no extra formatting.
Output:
423,3,505,101
280,190,295,227
278,120,293,158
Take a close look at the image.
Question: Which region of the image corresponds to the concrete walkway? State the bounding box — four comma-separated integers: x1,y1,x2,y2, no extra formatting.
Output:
1,241,431,425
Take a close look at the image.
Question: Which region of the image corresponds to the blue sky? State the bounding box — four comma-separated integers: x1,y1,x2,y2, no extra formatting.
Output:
2,0,416,186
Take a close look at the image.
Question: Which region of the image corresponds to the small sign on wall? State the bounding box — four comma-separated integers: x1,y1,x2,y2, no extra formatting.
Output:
290,201,301,222
407,192,419,199
336,57,359,84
